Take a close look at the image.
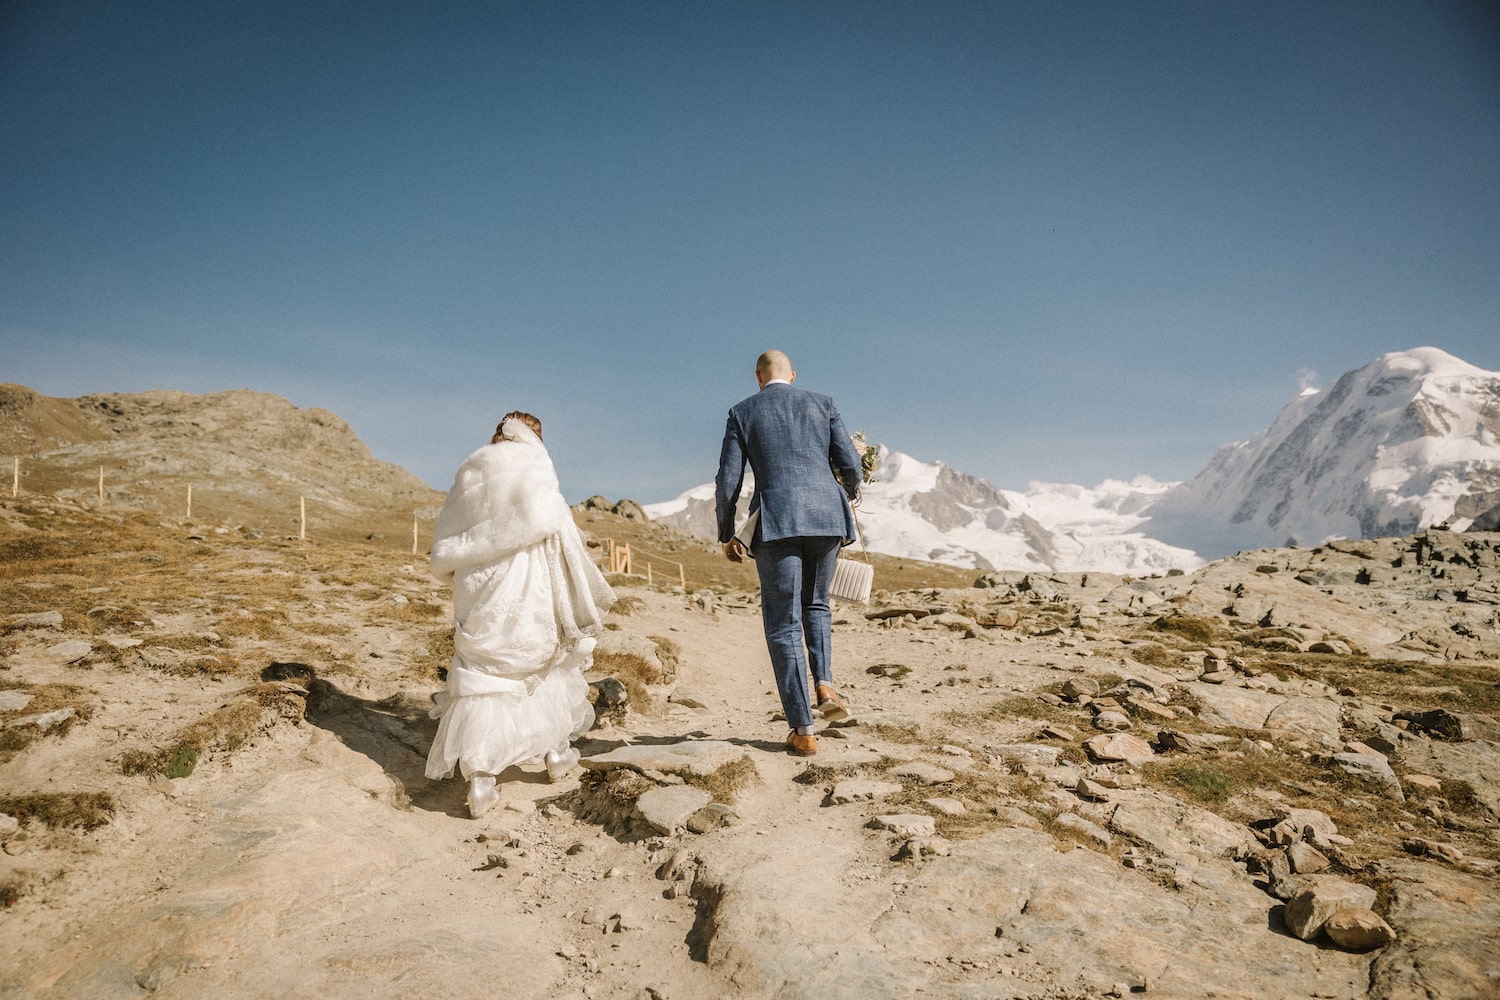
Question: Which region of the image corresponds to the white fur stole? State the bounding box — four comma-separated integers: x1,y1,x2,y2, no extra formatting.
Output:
429,439,573,582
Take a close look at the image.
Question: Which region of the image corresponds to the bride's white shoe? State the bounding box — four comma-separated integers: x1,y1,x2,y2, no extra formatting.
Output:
544,747,580,783
467,773,499,818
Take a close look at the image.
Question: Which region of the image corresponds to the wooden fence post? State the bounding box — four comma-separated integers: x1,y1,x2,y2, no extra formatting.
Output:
11,457,16,498
300,496,306,540
98,466,104,504
186,484,192,520
412,511,418,554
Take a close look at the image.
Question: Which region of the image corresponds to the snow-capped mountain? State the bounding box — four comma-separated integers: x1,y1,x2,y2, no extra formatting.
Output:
1144,347,1500,557
644,447,1202,576
644,348,1500,573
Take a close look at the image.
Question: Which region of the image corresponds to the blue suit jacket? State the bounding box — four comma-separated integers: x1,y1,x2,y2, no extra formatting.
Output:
715,382,862,546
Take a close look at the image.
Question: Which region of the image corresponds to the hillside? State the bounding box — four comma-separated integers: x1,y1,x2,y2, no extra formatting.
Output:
1,384,445,548
2,492,1498,999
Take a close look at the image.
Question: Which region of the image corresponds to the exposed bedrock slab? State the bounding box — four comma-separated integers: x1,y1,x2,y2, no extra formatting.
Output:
695,828,1370,1000
579,740,746,778
1178,682,1286,730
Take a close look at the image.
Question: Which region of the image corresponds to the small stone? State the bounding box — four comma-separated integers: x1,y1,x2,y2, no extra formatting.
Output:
1286,841,1330,874
1322,907,1397,951
1123,696,1178,722
1091,772,1141,790
45,640,93,663
6,707,77,732
636,786,711,835
1083,733,1155,764
0,813,18,840
1061,677,1100,699
592,678,630,708
1092,710,1131,732
1330,752,1404,801
4,611,63,629
993,805,1043,829
0,691,34,712
686,803,737,834
992,744,1061,767
869,814,937,836
1075,777,1110,801
923,797,966,816
1284,878,1377,941
1039,723,1079,741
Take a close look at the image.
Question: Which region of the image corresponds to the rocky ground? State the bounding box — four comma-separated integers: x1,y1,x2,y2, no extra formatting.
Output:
2,496,1498,999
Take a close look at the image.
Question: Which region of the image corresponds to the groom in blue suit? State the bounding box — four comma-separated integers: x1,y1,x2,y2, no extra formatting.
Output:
716,350,863,756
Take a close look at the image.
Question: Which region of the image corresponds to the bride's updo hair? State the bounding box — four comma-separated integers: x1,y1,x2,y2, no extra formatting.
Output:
492,410,543,443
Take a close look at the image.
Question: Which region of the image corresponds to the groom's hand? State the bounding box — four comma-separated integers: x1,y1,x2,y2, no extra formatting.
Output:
723,540,744,563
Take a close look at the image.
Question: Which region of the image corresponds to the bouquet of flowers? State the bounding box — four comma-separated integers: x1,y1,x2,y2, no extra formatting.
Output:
851,430,879,485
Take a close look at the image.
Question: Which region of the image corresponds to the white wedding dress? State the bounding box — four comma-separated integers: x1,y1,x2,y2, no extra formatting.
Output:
424,420,615,798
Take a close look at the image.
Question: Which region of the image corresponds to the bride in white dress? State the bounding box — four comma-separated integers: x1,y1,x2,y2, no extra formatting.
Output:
425,411,615,817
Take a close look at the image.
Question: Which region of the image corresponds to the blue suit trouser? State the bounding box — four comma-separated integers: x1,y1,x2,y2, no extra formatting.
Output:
755,536,842,729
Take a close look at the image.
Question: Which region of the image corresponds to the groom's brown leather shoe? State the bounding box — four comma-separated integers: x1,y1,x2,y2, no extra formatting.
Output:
786,731,817,756
815,684,849,722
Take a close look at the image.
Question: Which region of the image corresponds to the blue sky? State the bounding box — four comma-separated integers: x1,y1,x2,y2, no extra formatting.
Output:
3,1,1497,502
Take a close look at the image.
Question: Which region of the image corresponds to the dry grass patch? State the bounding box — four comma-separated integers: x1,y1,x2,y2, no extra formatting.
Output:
407,626,454,681
0,791,116,831
592,649,659,712
367,600,447,625
684,755,760,804
944,693,1077,729
1149,613,1221,645
214,609,290,641
610,595,646,616
863,720,925,743
1267,652,1500,714
119,743,199,778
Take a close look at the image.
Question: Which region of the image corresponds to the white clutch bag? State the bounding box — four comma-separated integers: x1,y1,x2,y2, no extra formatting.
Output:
733,509,760,557
829,556,874,603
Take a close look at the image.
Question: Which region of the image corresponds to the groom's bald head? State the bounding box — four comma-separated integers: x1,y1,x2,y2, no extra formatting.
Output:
756,350,794,386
